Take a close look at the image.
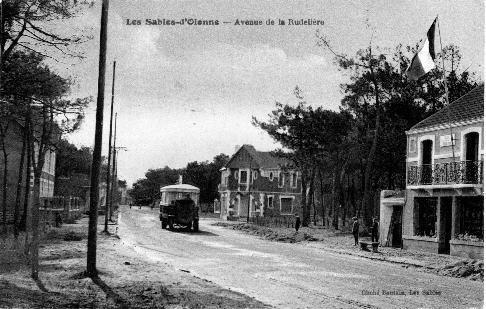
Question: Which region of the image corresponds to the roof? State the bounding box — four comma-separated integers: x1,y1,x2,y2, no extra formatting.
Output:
410,84,484,131
160,184,200,192
226,144,293,169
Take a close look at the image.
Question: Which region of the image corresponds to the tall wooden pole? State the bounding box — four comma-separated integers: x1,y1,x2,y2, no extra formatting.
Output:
87,0,109,278
437,16,456,161
109,113,117,221
104,61,116,232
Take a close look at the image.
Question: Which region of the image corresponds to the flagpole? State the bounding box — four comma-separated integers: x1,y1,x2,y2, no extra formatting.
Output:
436,16,456,162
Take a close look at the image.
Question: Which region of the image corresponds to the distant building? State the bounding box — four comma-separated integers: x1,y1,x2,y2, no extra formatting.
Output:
402,85,483,259
218,144,301,220
0,120,56,224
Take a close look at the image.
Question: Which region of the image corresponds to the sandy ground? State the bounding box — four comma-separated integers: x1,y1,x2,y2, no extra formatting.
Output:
0,214,269,309
117,207,483,309
1,207,483,309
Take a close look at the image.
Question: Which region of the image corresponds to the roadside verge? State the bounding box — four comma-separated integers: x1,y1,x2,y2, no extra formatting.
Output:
211,221,483,282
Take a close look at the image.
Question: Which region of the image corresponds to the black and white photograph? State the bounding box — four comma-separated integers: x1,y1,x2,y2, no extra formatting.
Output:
0,0,484,308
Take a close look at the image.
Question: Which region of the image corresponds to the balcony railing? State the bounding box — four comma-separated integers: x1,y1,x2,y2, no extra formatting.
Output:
407,160,483,186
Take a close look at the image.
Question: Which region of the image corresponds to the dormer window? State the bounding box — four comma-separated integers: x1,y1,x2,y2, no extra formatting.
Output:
278,172,285,188
290,172,297,188
239,169,248,184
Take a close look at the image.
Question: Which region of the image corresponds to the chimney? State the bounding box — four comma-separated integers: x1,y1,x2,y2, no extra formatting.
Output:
178,175,183,184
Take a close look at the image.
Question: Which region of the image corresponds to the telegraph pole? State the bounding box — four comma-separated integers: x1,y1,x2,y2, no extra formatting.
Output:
104,61,116,232
247,161,252,223
109,113,117,221
87,0,109,278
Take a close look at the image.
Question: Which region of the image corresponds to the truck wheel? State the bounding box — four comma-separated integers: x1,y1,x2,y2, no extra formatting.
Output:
184,221,192,232
193,220,199,232
168,218,174,230
161,218,167,229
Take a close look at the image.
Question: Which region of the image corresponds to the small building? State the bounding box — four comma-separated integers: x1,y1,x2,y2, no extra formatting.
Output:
379,190,405,248
218,144,301,220
403,85,483,259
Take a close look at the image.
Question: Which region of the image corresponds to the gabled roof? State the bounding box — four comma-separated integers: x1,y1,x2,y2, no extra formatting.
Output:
410,84,484,131
226,144,293,169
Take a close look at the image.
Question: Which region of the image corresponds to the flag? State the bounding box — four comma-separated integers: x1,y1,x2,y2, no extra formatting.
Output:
406,18,437,81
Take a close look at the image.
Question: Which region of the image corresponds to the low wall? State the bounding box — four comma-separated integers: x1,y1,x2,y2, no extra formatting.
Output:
450,239,484,259
402,235,439,254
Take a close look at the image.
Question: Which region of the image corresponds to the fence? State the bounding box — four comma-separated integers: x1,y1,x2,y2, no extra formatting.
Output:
248,215,296,228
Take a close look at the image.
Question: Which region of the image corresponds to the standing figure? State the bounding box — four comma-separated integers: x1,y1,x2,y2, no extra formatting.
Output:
352,217,359,246
294,214,301,232
371,217,379,242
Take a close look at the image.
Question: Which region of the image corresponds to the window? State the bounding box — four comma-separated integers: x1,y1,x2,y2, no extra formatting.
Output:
409,137,417,153
269,172,274,181
280,197,293,214
278,172,285,188
267,195,274,208
290,172,297,188
234,170,238,180
414,197,437,237
239,170,248,184
458,196,483,239
253,170,258,180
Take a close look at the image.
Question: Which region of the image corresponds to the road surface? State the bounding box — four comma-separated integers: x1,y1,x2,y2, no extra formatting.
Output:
118,206,483,309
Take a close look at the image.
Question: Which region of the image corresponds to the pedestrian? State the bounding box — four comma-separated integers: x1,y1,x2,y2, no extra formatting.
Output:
371,217,379,242
352,217,359,246
294,214,301,232
129,202,132,209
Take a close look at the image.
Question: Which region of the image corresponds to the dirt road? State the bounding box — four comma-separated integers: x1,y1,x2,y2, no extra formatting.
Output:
119,206,483,309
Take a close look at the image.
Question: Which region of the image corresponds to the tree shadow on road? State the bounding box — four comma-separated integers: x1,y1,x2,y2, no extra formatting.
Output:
33,277,49,292
91,275,131,308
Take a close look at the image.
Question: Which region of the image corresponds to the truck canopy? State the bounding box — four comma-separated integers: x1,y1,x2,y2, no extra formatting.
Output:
160,184,200,206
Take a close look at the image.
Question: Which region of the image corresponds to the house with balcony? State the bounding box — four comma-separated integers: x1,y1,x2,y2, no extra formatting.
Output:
403,84,483,259
218,145,301,220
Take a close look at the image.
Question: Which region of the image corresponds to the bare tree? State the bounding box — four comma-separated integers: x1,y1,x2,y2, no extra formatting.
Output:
1,0,93,63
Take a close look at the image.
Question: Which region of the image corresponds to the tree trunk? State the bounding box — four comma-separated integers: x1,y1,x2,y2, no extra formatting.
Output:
19,118,31,232
338,160,348,229
306,168,315,227
300,169,308,226
319,170,325,227
13,130,26,238
31,169,41,280
331,168,340,229
312,189,316,226
359,56,381,227
2,150,8,233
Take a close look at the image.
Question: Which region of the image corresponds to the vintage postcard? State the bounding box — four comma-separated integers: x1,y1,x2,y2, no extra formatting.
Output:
0,0,483,308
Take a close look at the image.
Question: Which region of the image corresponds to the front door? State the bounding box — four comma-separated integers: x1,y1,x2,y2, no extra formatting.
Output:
439,197,452,254
391,206,403,248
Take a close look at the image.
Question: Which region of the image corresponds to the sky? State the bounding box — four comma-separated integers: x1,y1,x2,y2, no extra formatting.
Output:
49,0,484,186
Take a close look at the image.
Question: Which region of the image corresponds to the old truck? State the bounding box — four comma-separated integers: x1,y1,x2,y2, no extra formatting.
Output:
159,183,200,232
